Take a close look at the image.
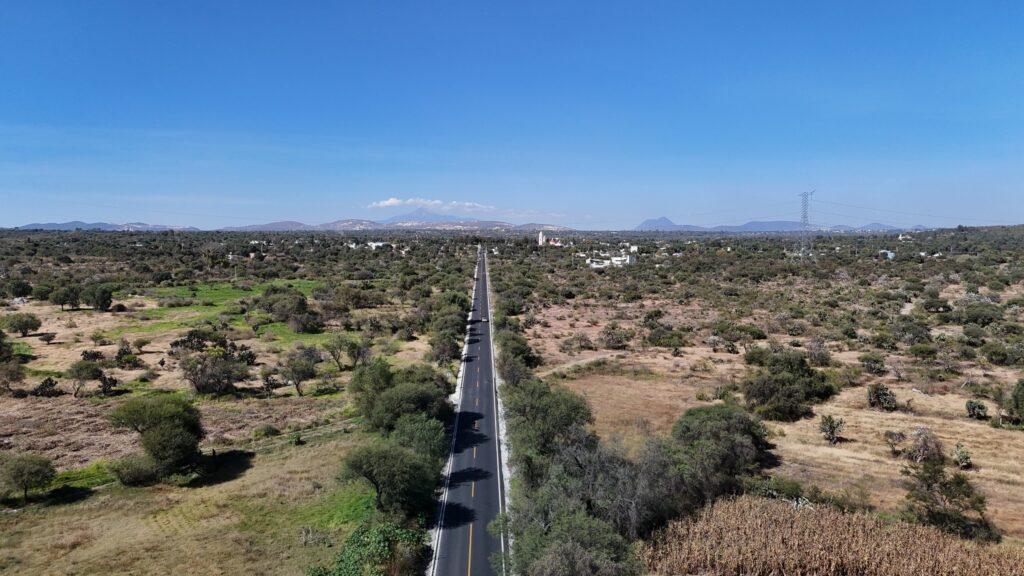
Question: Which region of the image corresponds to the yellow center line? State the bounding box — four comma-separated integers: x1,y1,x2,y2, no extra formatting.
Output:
473,446,476,459
467,523,473,575
471,481,475,498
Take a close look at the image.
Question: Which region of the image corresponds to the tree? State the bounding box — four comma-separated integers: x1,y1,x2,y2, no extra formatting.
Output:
0,453,55,502
1,313,41,337
180,350,249,395
341,442,436,516
321,332,349,371
133,338,151,353
904,426,944,464
0,330,12,363
368,381,451,431
391,413,448,461
884,430,907,456
0,360,25,394
278,344,320,397
109,396,205,477
1009,379,1024,421
38,333,55,345
7,279,32,298
902,458,997,541
671,403,771,503
429,330,461,366
82,284,114,312
49,285,81,311
344,335,373,369
348,357,396,414
990,385,1007,427
66,360,102,397
819,414,845,445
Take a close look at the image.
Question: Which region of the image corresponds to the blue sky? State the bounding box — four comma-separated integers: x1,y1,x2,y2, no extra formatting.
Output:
1,1,1022,229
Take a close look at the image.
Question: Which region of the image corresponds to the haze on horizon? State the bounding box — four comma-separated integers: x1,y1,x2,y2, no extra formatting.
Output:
1,2,1022,231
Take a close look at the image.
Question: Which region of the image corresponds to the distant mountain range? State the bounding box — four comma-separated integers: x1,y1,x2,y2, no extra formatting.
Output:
17,221,201,232
15,209,572,233
635,217,927,233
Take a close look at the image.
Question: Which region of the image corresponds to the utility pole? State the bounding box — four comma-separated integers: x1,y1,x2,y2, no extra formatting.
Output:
798,190,815,257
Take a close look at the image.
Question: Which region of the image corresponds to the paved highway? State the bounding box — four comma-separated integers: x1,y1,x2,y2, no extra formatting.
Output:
430,250,506,576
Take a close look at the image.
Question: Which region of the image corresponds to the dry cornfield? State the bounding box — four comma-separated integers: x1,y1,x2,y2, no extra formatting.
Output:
642,496,1024,576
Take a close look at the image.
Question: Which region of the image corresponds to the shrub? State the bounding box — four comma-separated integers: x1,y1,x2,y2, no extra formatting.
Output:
107,454,162,486
599,321,634,350
965,399,988,420
951,442,972,470
819,415,845,445
867,383,898,411
741,349,834,421
859,352,887,375
252,424,281,439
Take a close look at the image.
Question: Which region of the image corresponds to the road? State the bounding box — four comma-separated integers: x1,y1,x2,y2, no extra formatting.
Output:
430,249,506,576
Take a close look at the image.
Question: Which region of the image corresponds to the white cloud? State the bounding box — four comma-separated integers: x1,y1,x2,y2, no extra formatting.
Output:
367,197,492,212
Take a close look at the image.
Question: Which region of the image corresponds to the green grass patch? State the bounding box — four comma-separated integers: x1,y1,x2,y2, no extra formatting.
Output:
257,322,334,345
24,367,62,378
294,483,376,530
12,341,34,358
50,460,115,490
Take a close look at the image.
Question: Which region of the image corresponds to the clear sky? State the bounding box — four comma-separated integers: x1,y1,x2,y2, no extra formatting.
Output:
1,1,1022,230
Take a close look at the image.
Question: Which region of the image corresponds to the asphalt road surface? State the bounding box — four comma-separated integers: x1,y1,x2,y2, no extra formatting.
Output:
431,250,506,576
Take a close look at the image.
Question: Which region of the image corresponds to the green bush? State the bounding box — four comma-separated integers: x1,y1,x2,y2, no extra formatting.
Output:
107,454,162,486
867,383,899,411
251,424,282,438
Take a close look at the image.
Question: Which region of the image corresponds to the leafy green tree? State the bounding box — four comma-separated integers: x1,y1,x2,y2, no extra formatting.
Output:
180,350,249,395
1009,379,1024,421
0,453,55,502
321,332,349,371
82,284,114,311
7,279,32,298
369,381,451,431
344,335,373,368
66,359,103,397
1,313,41,337
341,442,436,516
49,285,81,311
348,357,395,417
108,396,205,478
671,404,771,503
902,458,997,541
278,344,320,396
0,360,24,394
391,413,448,461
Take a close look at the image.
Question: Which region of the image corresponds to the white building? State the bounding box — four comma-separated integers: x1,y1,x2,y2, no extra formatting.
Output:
538,231,546,246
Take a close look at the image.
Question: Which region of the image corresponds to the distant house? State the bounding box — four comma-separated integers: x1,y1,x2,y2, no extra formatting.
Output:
538,231,564,247
879,250,896,260
587,252,636,269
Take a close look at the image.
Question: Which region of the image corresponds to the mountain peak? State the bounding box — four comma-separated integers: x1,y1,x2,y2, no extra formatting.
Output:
381,208,477,224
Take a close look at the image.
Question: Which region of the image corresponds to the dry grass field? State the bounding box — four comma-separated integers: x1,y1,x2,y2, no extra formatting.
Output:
0,429,372,576
528,295,1024,541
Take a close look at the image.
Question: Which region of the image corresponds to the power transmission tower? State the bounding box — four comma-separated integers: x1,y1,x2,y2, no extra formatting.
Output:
798,190,815,257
